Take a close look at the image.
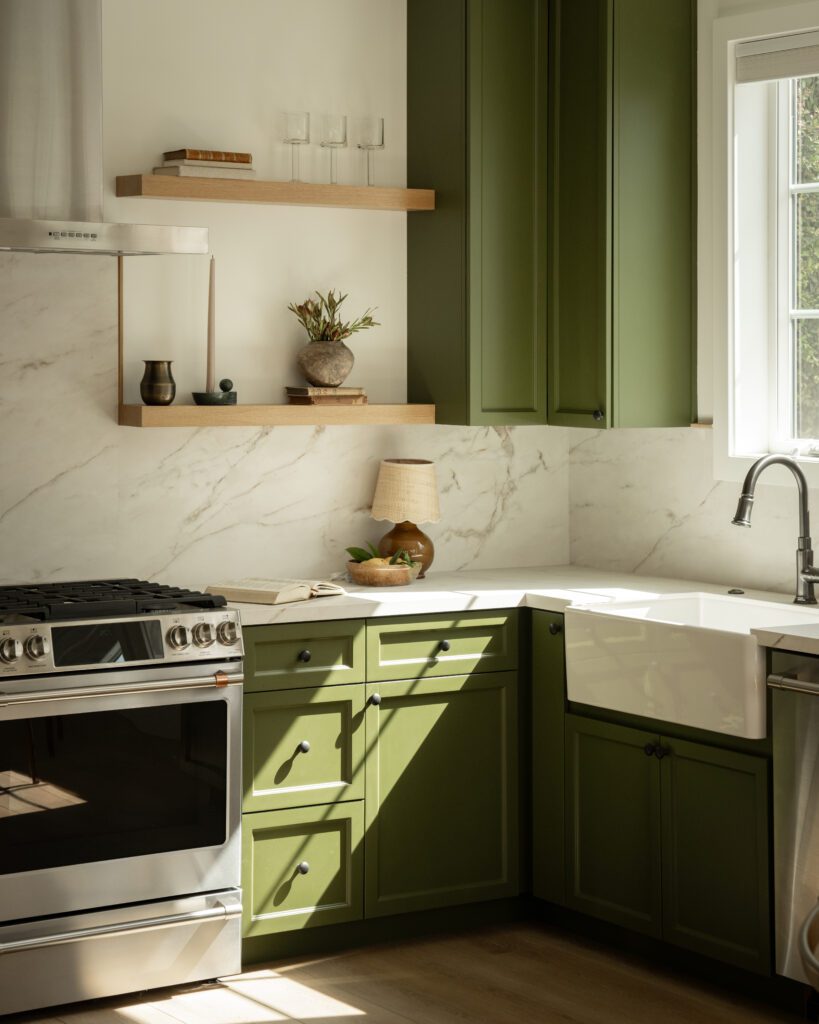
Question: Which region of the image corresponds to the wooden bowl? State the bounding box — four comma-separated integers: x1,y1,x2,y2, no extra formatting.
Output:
347,560,421,587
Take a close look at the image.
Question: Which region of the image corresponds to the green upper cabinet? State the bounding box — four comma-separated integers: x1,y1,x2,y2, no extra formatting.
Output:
407,0,548,425
547,0,693,427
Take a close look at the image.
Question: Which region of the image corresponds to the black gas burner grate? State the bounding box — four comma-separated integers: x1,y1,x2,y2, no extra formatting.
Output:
0,578,226,622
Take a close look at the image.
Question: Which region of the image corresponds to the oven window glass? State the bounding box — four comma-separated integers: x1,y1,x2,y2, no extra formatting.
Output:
0,700,227,875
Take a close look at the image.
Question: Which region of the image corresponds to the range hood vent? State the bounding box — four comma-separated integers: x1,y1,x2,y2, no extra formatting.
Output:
0,0,208,256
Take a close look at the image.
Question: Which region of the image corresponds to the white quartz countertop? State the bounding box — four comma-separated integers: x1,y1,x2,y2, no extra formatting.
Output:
751,622,819,657
230,564,808,629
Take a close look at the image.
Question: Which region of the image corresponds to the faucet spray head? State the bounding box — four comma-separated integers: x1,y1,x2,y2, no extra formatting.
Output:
732,494,754,527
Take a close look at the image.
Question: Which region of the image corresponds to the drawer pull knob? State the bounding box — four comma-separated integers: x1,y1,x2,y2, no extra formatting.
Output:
297,861,310,875
438,639,451,652
644,743,657,757
548,622,562,636
592,409,604,422
297,649,312,664
369,693,382,706
654,745,671,760
298,740,311,754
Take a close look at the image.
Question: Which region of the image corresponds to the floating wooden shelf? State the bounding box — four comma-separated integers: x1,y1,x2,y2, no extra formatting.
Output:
116,175,435,212
118,403,436,427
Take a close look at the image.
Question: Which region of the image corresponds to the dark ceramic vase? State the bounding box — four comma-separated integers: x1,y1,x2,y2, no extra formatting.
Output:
140,360,176,405
297,341,354,387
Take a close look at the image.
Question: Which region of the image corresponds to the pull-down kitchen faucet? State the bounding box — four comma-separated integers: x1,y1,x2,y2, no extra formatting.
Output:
732,454,819,604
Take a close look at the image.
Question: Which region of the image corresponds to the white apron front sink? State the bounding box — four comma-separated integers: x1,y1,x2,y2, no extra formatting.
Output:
565,592,819,738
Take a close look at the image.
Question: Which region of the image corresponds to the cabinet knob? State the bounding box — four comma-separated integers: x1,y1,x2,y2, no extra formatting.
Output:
548,622,562,636
654,745,671,760
297,649,312,664
592,409,604,422
297,861,310,875
643,743,657,757
369,693,382,706
438,639,451,652
298,740,311,754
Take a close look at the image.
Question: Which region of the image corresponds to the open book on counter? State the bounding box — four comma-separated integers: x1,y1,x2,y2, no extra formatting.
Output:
206,578,346,606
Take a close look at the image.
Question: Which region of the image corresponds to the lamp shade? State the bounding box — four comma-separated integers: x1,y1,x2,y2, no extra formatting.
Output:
371,459,440,525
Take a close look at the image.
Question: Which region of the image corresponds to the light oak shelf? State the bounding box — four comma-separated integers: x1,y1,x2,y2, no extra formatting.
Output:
116,175,435,212
118,403,436,427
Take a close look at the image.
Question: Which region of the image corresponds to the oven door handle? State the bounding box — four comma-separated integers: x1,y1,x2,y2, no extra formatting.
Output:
767,672,819,697
0,671,243,707
0,896,242,955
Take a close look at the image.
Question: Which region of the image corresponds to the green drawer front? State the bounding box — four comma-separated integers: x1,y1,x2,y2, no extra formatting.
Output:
365,611,518,682
242,802,364,937
244,620,365,692
243,684,365,812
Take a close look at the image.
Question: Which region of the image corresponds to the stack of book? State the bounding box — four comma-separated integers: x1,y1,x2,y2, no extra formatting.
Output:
153,148,256,179
285,386,368,406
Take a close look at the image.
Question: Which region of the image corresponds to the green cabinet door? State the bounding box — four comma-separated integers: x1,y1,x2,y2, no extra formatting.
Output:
243,684,365,813
244,620,365,693
242,802,364,937
365,672,519,917
407,0,547,425
660,737,771,974
565,714,662,935
547,0,693,428
531,611,566,904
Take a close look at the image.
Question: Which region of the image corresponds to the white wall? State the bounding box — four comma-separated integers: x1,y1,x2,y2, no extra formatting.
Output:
0,0,570,588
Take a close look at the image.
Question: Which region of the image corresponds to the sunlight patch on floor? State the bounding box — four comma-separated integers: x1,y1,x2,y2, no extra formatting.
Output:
224,971,366,1020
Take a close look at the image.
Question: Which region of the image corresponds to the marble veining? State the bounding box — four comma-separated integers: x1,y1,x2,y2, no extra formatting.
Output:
569,426,817,595
0,254,570,588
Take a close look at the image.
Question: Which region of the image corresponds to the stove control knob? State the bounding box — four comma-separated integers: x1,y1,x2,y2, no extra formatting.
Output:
167,624,190,650
24,634,50,660
192,622,215,648
0,637,23,664
216,620,239,646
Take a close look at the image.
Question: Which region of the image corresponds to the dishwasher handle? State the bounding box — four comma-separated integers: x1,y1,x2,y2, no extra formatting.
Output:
767,673,819,697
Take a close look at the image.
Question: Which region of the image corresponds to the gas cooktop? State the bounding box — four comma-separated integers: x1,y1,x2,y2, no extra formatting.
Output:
0,578,226,624
0,579,241,680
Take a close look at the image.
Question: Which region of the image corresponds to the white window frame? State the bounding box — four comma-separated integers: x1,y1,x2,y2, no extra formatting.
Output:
708,0,819,486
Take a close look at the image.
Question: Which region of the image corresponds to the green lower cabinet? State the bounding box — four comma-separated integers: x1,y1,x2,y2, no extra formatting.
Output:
365,672,519,917
565,714,772,973
531,611,566,905
242,802,364,937
565,715,663,935
243,684,365,812
660,738,771,974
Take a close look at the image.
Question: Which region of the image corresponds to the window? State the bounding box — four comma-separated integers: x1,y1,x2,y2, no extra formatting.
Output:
730,29,819,463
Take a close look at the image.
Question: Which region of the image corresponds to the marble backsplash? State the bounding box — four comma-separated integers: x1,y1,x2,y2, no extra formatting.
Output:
569,426,815,596
0,254,570,588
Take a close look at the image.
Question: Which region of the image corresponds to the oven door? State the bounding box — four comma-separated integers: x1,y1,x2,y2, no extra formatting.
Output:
0,666,241,922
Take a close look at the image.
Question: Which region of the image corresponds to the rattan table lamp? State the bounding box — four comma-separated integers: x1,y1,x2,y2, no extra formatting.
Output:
371,459,440,577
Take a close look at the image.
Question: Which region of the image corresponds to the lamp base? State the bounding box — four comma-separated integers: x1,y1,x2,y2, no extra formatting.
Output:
378,521,434,578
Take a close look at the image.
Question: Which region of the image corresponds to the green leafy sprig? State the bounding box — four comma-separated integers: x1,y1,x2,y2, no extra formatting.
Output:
346,543,417,567
288,289,379,343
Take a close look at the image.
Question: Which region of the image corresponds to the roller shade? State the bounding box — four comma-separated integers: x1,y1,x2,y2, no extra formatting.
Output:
736,30,819,84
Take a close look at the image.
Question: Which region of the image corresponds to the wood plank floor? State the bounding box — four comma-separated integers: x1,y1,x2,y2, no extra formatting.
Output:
9,923,801,1024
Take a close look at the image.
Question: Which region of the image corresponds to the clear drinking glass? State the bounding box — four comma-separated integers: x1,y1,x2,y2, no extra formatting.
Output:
283,111,311,182
319,114,348,185
356,116,385,186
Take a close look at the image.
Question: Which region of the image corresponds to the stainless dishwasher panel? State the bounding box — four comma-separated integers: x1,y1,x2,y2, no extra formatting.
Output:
771,666,819,983
0,889,242,1016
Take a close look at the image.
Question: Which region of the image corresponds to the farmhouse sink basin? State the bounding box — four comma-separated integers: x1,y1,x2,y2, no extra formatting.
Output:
565,592,819,738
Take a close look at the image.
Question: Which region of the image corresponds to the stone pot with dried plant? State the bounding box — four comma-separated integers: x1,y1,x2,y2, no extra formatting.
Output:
288,289,379,388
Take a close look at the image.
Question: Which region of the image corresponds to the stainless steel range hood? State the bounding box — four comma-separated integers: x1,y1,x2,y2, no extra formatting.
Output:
0,0,208,255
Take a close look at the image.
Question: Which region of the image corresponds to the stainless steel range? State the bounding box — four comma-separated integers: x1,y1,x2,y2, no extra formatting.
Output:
0,579,244,1016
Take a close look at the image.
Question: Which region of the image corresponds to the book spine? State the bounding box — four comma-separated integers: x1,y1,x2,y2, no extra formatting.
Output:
162,158,255,169
288,395,368,405
153,166,257,178
285,386,366,396
163,149,253,163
